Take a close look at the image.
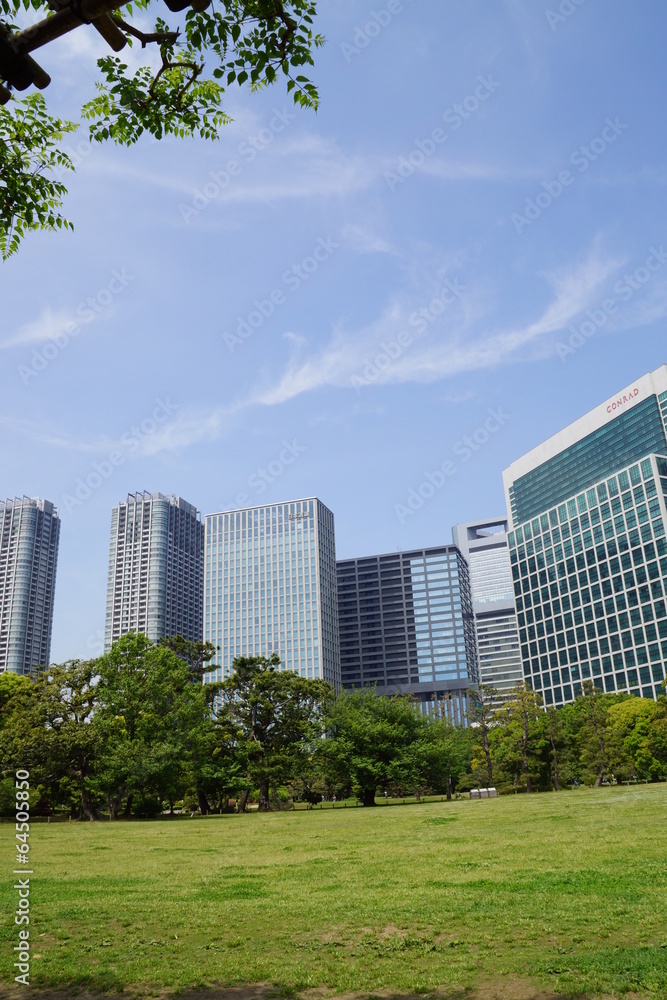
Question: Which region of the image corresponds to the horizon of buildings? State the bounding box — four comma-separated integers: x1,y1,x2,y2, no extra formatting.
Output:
2,364,667,712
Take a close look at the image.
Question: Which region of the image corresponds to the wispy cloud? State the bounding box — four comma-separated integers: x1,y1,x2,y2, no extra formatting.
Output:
1,309,75,349
1,248,653,459
241,247,624,406
342,223,396,255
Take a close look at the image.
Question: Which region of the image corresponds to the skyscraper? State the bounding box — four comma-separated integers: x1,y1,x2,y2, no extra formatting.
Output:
202,498,340,688
104,492,204,650
337,545,478,722
0,497,60,674
503,365,667,706
452,518,523,705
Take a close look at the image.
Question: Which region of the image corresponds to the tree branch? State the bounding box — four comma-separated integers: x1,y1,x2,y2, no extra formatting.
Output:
110,15,180,48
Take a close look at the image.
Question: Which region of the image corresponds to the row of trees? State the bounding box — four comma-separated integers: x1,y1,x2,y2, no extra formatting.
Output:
1,633,666,818
470,681,667,793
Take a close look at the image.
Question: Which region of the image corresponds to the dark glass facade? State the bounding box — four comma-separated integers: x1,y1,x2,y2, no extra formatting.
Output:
509,396,667,526
337,546,478,721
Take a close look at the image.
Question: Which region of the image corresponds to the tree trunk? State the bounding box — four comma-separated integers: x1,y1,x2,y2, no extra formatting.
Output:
237,789,250,813
362,787,377,807
481,724,493,788
108,783,125,820
522,705,532,793
258,779,270,811
80,787,98,821
123,792,134,818
590,701,607,787
549,715,561,791
197,788,211,815
446,776,452,802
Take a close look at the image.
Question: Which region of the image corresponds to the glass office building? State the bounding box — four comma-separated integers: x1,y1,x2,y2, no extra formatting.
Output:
105,492,204,650
0,497,60,674
503,366,667,705
452,518,523,706
203,498,340,689
337,545,478,722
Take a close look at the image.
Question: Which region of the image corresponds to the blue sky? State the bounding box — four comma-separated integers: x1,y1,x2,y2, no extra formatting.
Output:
2,0,667,661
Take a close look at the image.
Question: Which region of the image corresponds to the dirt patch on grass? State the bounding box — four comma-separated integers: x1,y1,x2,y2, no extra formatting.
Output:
0,982,572,1000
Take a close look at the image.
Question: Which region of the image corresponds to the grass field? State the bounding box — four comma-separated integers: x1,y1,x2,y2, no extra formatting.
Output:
2,785,667,999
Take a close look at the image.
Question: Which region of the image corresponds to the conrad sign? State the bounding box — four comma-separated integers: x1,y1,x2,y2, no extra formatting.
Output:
607,386,640,414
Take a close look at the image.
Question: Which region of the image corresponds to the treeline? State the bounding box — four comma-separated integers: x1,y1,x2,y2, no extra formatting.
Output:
0,633,666,818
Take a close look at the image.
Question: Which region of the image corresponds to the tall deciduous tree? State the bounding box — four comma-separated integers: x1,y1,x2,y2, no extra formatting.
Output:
497,683,545,793
324,688,426,806
578,680,611,787
0,0,323,257
221,654,330,811
1,659,101,818
95,632,218,816
467,685,497,788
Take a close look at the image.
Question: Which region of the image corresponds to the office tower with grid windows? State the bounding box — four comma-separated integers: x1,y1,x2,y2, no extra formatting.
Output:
202,498,340,689
337,545,478,722
503,365,667,707
104,492,204,651
0,497,60,674
452,518,523,705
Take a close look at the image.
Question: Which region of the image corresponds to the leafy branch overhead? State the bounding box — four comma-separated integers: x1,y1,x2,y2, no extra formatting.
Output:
0,0,323,256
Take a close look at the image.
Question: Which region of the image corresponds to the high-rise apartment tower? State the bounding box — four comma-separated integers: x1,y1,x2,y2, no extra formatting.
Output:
0,497,60,674
104,492,204,650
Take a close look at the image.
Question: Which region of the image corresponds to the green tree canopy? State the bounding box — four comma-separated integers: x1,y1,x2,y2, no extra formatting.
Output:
0,0,323,257
220,653,331,811
324,688,427,806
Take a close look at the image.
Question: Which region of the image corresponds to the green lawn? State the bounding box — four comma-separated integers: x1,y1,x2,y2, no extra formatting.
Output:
2,785,667,998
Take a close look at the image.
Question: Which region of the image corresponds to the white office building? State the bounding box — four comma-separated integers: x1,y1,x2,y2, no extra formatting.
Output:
452,518,523,705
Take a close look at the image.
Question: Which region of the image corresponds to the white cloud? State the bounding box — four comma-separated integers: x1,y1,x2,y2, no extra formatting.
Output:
342,223,396,255
241,247,625,406
0,309,76,349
